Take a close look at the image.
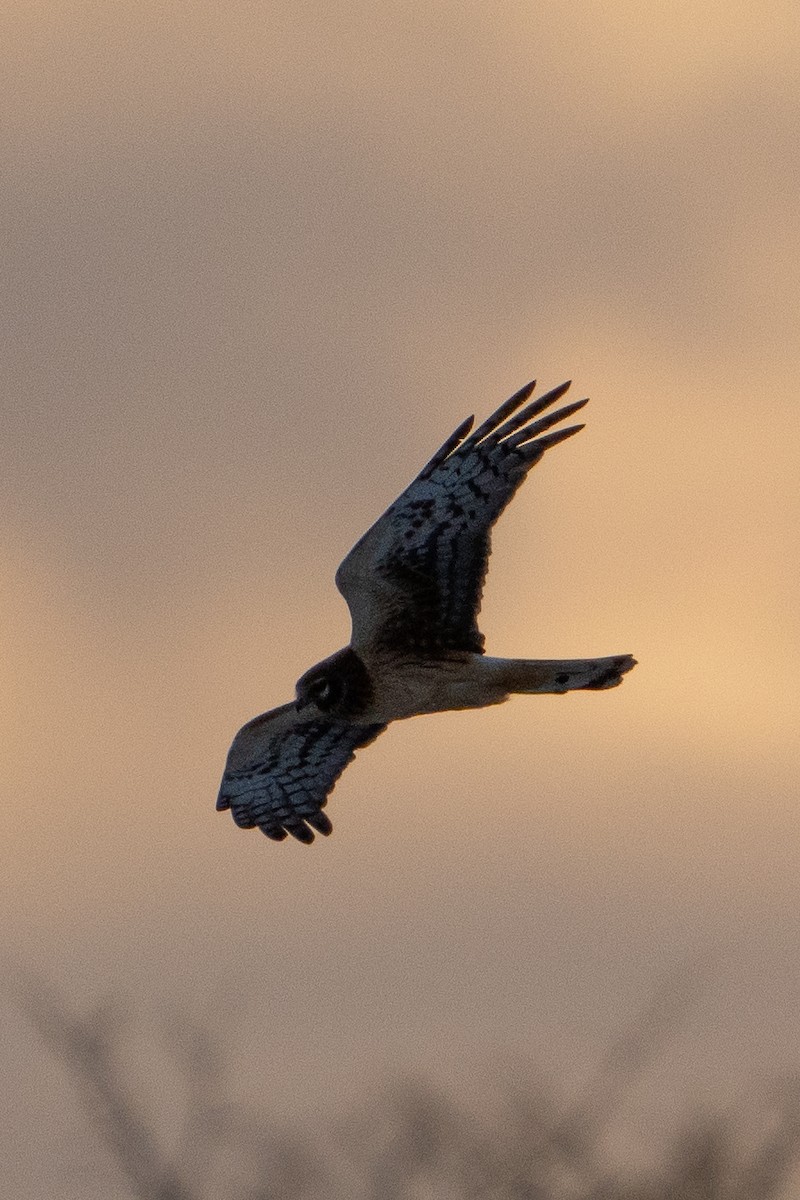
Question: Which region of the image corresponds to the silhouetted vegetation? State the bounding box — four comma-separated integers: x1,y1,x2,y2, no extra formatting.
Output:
13,976,800,1199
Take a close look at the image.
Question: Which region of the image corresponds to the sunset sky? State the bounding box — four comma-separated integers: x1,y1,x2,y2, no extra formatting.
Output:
3,2,800,1193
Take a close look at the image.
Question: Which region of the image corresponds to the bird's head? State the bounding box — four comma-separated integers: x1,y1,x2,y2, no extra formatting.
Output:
295,648,373,717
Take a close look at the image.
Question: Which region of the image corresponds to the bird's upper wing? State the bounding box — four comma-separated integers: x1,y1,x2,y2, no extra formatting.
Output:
335,380,587,655
216,703,387,843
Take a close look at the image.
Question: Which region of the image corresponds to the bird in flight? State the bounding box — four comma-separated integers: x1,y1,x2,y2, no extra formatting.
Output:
217,379,635,844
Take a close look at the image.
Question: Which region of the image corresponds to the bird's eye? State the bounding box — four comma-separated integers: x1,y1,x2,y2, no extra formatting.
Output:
303,674,342,711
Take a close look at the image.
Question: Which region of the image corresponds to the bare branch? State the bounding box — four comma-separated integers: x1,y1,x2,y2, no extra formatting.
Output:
15,975,197,1200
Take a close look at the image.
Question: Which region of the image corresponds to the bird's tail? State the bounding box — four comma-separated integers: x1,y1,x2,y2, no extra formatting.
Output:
485,654,637,694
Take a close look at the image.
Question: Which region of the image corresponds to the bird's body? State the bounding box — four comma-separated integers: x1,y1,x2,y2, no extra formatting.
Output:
217,378,636,844
297,646,632,725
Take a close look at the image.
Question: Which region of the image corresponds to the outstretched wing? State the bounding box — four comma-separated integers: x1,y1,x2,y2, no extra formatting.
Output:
217,703,387,844
335,380,587,655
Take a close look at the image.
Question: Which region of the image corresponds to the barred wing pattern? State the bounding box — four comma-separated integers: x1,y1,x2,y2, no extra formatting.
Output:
217,703,387,843
335,380,587,655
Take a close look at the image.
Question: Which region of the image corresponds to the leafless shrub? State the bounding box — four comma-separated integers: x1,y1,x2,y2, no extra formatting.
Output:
9,974,800,1200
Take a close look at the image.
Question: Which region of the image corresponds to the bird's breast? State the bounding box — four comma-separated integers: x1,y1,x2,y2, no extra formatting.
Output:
361,652,508,722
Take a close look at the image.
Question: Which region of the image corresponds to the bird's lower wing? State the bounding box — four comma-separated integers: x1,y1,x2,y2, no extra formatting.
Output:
217,702,387,844
335,380,587,657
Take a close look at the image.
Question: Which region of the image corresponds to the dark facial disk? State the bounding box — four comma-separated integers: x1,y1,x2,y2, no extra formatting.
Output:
295,648,374,717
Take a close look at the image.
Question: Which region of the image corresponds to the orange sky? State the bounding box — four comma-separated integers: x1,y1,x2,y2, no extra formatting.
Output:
3,2,800,1193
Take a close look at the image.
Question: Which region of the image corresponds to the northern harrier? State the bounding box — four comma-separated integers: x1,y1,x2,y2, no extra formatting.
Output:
217,379,635,843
